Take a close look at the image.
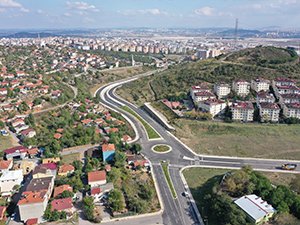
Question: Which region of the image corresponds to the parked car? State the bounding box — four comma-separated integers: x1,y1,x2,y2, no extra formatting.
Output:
182,191,189,197
281,163,297,170
0,129,9,136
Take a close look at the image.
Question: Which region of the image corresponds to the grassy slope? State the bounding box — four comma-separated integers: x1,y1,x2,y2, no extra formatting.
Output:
118,47,300,105
173,120,300,159
0,136,16,152
121,106,160,139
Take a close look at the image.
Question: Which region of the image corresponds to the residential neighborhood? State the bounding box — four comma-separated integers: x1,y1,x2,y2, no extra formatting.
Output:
188,77,300,123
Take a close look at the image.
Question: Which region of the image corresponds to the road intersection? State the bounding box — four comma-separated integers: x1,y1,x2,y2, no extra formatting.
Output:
96,70,300,225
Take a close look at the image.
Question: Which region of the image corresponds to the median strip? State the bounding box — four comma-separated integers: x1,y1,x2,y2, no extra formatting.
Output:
161,161,177,199
121,105,160,140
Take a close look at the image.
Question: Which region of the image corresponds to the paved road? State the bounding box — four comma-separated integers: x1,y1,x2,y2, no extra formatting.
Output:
95,70,300,225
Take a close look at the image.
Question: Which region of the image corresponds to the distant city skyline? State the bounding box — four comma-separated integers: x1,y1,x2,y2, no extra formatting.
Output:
0,0,300,29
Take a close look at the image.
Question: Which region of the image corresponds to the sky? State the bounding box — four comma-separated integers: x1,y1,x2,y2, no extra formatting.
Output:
0,0,300,30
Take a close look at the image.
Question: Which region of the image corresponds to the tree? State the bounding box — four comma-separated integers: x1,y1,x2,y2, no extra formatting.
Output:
138,183,154,201
114,151,126,168
108,189,125,212
290,175,300,194
56,190,74,199
132,144,142,154
82,196,94,221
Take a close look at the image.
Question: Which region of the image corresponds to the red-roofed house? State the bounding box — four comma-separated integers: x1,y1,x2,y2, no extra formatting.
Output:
53,133,62,139
4,146,28,160
231,101,254,122
102,144,116,162
0,160,13,173
53,185,73,198
88,170,107,188
18,190,48,223
58,164,75,176
51,198,75,214
20,128,36,139
90,187,102,202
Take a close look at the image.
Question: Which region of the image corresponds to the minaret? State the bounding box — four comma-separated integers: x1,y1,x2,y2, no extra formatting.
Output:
132,55,135,66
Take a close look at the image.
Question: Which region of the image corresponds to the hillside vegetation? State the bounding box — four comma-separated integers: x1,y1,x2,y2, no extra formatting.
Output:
224,46,298,66
117,46,300,106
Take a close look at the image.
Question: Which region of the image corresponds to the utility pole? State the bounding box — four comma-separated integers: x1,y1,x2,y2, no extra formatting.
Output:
234,18,239,49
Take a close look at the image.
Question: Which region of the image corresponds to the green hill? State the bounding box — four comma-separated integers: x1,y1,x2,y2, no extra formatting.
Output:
117,46,300,105
224,46,298,66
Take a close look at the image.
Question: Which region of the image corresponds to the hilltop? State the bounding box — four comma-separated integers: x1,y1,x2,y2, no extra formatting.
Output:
118,46,300,105
224,46,298,66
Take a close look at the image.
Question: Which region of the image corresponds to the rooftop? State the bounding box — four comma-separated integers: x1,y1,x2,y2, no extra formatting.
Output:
0,169,23,181
232,101,254,110
18,190,47,205
88,170,106,183
26,177,53,192
0,160,12,170
58,164,75,174
51,198,73,211
234,194,275,221
102,143,116,152
53,184,73,198
259,102,280,110
286,102,300,109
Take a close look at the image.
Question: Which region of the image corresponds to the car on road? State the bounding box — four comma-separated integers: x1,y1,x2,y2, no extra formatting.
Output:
281,163,297,170
182,191,189,197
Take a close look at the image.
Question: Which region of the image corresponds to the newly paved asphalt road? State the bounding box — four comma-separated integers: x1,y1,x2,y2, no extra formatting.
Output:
96,70,300,225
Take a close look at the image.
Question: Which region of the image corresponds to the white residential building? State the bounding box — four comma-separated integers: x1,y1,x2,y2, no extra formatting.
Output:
251,78,270,93
231,101,254,122
272,77,295,87
193,91,216,103
258,102,280,122
232,80,250,96
190,84,211,100
279,93,300,106
0,170,23,195
256,91,275,104
235,195,275,224
283,103,300,119
198,99,230,117
213,83,231,99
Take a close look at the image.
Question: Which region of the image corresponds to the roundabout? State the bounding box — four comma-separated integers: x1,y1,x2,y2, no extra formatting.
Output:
152,144,172,154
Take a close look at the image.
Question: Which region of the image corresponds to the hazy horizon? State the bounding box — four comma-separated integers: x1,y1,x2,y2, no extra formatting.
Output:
0,0,300,30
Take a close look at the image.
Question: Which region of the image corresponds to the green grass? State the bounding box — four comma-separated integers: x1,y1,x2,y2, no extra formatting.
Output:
0,136,15,152
153,145,170,153
161,162,177,199
121,105,160,139
173,119,300,159
61,153,81,164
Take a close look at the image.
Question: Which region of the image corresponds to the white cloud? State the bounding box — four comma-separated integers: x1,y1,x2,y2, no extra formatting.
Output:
0,0,28,12
194,6,214,16
63,12,72,17
66,1,99,12
0,0,21,8
120,8,168,16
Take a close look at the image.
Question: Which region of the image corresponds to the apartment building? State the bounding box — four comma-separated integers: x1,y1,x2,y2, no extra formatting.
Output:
232,80,250,96
198,99,229,117
251,78,270,93
258,102,280,122
283,103,300,119
214,83,231,99
231,101,254,122
256,91,275,104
